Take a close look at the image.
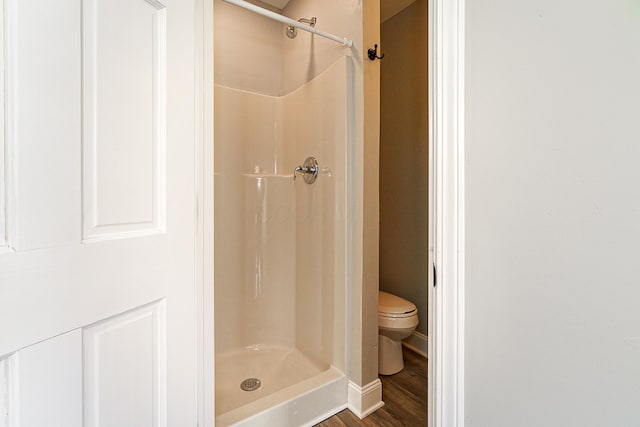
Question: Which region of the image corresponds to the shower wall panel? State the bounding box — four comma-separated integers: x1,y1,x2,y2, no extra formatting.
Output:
214,87,284,175
215,58,348,370
214,87,293,353
285,58,348,370
241,174,295,347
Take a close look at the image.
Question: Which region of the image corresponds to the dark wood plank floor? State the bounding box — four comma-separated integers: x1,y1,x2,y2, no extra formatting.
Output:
316,347,427,427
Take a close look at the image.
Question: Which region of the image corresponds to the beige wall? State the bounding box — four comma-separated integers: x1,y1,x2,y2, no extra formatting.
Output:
214,0,283,95
362,0,381,386
282,0,361,94
379,0,428,334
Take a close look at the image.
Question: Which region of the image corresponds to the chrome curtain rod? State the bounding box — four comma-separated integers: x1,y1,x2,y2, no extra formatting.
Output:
223,0,353,47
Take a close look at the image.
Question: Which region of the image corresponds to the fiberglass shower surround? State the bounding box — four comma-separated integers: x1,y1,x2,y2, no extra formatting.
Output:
213,0,353,425
214,59,351,425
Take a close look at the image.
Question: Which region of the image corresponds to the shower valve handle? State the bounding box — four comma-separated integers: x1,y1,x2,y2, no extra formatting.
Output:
293,157,319,184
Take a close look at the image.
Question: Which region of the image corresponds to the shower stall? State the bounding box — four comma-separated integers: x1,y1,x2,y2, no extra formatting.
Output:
214,0,353,424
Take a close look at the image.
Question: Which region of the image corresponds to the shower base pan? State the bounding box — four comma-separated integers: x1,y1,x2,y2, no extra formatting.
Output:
215,345,347,426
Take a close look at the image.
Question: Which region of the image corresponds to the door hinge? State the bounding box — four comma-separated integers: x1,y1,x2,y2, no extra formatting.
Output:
0,359,7,427
433,262,437,288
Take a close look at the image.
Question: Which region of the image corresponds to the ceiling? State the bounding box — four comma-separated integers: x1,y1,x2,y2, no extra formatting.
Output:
381,0,417,23
260,0,290,10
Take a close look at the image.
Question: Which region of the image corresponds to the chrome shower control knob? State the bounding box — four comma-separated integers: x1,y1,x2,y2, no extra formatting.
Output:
293,156,319,184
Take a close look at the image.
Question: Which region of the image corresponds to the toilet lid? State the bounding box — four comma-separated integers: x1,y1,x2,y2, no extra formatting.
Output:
378,291,417,316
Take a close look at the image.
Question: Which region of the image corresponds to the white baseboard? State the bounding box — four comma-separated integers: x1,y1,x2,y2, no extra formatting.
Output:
402,331,428,358
347,378,384,419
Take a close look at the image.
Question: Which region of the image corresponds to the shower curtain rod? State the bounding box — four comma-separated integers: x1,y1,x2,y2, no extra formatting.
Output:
223,0,353,47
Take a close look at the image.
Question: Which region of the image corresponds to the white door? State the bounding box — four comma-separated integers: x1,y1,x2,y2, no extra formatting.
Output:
0,0,199,426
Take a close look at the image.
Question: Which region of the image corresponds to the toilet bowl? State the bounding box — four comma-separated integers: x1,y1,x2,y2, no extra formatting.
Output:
378,291,419,375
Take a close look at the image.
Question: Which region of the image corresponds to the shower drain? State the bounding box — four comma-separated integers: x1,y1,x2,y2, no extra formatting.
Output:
240,378,262,392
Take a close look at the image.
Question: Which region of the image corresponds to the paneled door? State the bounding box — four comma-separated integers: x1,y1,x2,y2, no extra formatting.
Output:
0,0,200,426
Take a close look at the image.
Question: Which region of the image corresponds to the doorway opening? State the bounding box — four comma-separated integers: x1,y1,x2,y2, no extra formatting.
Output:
378,0,428,425
200,0,465,424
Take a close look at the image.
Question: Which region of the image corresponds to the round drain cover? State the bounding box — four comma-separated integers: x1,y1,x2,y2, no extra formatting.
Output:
240,378,261,392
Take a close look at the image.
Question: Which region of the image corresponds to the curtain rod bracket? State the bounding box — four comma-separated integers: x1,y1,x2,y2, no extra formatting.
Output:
286,17,317,39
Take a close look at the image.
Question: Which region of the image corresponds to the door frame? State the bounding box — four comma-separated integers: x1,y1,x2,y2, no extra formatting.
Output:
198,0,467,424
428,0,465,426
197,0,215,426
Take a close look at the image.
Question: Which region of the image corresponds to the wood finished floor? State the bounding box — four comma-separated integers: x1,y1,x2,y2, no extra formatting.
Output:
316,347,427,427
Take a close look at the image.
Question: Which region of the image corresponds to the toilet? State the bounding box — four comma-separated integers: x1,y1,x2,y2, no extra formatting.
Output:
378,291,419,375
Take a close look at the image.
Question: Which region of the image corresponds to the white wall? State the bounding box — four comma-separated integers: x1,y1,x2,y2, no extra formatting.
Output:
465,0,640,425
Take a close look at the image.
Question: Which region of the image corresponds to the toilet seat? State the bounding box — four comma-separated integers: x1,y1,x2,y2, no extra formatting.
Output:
378,313,418,330
378,291,419,329
378,291,417,317
378,309,417,319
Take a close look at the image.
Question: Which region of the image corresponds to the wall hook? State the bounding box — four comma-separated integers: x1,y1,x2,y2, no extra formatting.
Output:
367,44,384,61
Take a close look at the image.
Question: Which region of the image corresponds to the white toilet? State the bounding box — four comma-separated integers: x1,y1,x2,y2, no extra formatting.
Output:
378,291,419,375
